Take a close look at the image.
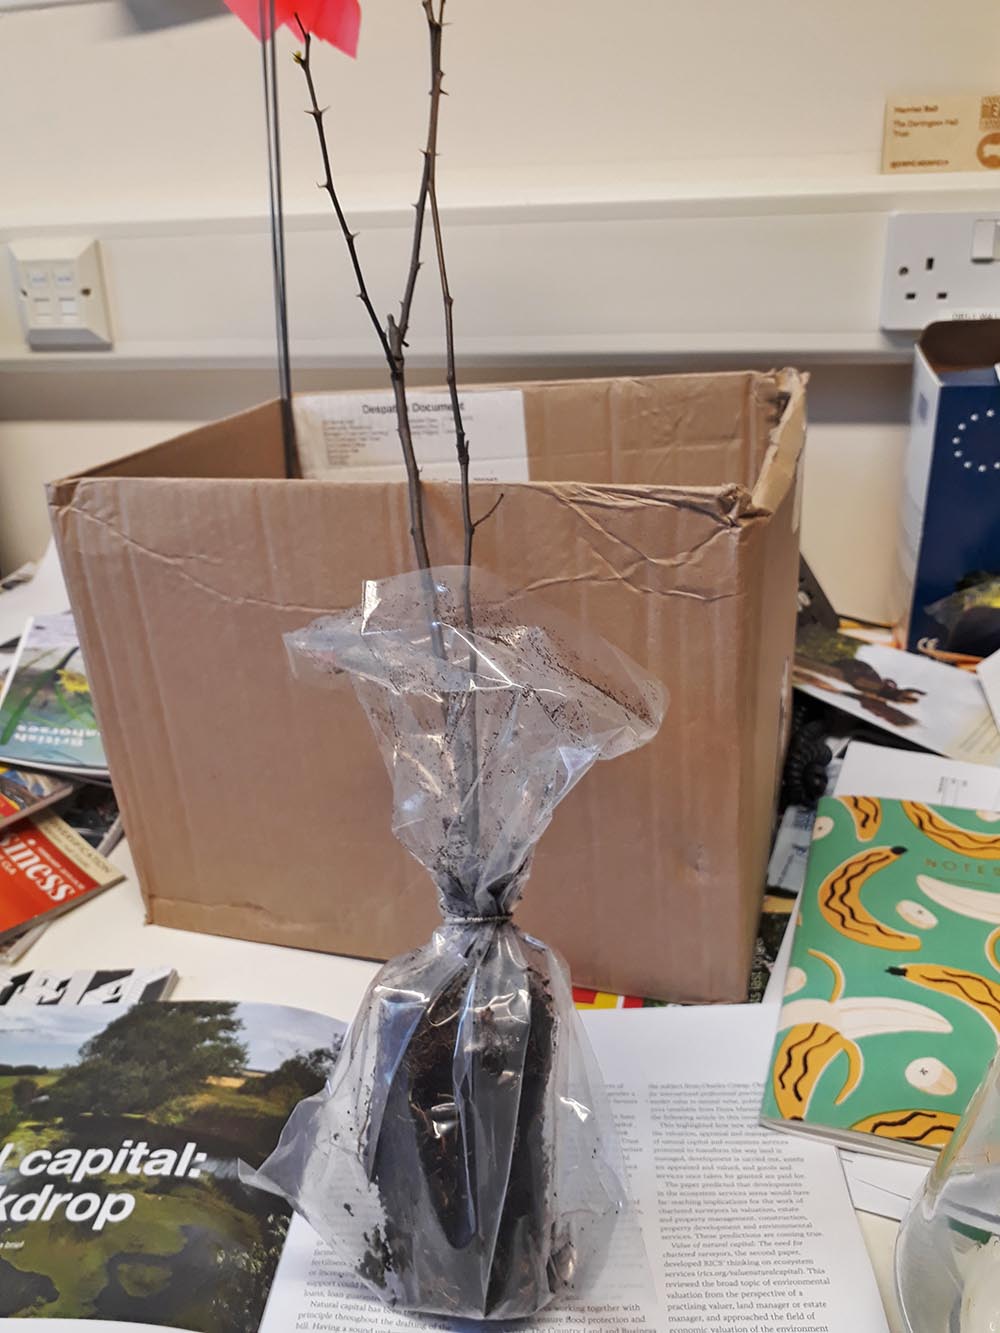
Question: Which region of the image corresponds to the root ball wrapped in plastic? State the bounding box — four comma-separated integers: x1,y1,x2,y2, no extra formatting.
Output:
256,568,665,1319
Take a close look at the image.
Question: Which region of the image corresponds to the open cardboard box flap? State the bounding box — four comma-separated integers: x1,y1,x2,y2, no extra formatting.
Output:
49,370,805,1002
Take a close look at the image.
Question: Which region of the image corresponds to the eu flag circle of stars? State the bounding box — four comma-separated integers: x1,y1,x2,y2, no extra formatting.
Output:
953,408,1000,473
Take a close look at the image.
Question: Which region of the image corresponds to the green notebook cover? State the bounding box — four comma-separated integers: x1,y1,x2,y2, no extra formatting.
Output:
761,794,1000,1161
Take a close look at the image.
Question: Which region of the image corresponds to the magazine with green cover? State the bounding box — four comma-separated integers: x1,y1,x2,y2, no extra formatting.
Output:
0,614,106,777
0,999,344,1328
761,794,1000,1162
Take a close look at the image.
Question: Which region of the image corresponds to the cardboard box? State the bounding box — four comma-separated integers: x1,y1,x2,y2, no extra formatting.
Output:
48,371,805,1003
893,322,1000,655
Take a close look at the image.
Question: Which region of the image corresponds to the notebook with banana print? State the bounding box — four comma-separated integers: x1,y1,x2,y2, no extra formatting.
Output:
761,794,1000,1161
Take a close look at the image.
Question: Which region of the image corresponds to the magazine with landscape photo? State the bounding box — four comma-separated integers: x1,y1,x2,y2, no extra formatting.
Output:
0,1000,345,1328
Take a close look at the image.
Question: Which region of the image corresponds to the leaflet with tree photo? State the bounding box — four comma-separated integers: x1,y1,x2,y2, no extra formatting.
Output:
0,1001,345,1327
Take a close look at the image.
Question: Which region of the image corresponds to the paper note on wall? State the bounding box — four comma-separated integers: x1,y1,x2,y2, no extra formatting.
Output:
882,92,1000,174
294,389,529,483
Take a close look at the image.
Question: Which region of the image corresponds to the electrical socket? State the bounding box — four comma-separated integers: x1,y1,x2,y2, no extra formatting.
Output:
8,236,112,351
881,211,1000,332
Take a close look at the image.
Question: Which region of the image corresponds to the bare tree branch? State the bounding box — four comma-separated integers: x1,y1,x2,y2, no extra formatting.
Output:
473,492,504,532
420,0,477,578
295,19,435,577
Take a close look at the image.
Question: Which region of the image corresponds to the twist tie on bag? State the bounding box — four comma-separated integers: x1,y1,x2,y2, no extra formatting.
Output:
442,912,513,925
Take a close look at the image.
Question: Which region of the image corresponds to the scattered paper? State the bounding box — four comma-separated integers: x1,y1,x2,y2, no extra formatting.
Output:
293,389,529,483
766,803,816,893
836,740,1000,810
839,1150,927,1223
0,541,68,649
260,1007,889,1333
795,638,1000,765
978,646,1000,733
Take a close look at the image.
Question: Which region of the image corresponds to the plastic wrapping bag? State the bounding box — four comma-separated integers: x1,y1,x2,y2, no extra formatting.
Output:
254,567,665,1319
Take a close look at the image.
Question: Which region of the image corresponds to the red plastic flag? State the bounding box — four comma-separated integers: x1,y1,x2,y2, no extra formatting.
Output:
221,0,360,54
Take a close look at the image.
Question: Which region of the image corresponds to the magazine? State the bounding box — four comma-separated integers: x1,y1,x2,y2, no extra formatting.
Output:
0,768,75,833
0,924,51,967
0,1000,345,1327
795,623,1000,764
0,1005,887,1333
56,784,122,857
0,814,124,945
0,787,122,962
0,967,177,1008
0,615,107,778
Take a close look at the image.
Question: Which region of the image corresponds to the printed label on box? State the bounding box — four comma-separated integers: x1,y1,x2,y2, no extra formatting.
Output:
294,390,528,483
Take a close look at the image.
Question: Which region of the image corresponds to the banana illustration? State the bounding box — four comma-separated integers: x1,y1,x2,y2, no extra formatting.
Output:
773,1023,859,1119
773,950,951,1119
903,802,1000,858
917,874,1000,926
889,963,1000,1037
989,927,1000,975
818,845,918,950
905,1055,957,1096
850,1108,960,1149
838,795,882,842
813,814,834,840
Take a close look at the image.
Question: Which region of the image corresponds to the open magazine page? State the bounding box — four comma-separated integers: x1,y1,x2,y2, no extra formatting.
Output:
0,1006,887,1332
794,630,1000,764
258,1006,888,1333
0,1003,345,1330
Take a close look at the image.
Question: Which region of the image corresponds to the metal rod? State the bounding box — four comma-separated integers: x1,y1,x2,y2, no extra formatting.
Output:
259,0,297,477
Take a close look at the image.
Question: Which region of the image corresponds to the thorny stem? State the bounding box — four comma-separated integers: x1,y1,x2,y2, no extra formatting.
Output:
295,21,435,581
420,0,484,862
297,6,506,880
421,2,472,578
397,11,441,347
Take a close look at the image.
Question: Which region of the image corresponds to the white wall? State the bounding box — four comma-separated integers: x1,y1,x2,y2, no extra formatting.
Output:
3,0,1000,222
0,0,986,619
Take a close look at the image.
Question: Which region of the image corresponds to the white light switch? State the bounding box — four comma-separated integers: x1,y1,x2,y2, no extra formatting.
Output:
8,237,112,351
972,219,1000,263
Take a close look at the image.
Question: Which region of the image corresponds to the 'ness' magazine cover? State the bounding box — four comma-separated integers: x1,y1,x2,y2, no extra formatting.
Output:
0,1000,344,1330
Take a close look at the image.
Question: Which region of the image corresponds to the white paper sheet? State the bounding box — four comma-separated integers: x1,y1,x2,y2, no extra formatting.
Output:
834,740,1000,810
766,804,816,893
978,647,1000,734
0,541,68,648
259,1006,889,1333
293,389,529,483
838,1151,927,1224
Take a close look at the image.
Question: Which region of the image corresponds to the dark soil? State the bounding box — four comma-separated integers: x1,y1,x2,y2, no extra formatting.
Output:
365,945,558,1317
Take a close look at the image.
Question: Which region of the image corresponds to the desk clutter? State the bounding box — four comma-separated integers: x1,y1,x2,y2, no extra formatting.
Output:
9,544,1000,1329
7,65,1000,1333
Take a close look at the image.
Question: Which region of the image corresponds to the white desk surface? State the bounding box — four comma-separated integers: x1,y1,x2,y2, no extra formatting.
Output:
23,843,904,1333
